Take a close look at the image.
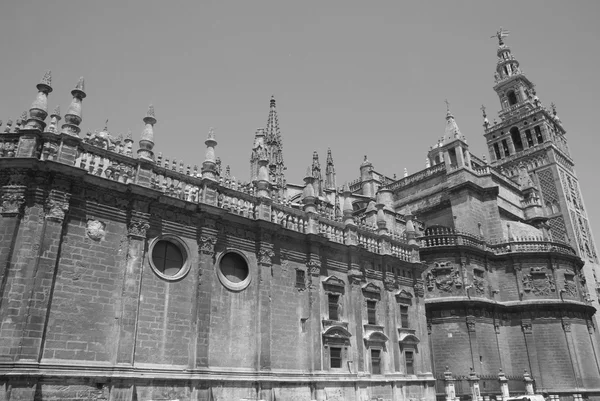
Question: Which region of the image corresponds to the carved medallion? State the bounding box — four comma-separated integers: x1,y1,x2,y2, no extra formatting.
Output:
86,220,106,241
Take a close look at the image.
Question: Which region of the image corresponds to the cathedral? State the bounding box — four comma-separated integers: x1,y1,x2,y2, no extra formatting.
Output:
0,30,599,401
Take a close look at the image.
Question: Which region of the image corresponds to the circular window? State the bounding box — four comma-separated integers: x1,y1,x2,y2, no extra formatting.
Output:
148,235,191,280
216,251,251,291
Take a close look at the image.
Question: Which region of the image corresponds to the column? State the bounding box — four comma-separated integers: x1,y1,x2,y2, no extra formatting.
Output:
307,238,323,372
116,207,150,364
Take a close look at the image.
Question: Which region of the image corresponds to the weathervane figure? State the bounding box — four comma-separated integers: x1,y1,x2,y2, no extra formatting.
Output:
492,27,510,46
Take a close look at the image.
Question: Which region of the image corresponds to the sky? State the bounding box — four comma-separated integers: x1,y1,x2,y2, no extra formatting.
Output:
1,1,600,239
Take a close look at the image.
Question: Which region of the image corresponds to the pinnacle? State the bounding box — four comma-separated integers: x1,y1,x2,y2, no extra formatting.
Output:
52,105,61,117
146,104,156,119
40,70,52,87
75,77,85,92
207,127,215,141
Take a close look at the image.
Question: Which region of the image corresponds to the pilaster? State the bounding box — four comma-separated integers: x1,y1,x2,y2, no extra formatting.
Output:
307,236,323,372
257,230,274,371
116,205,150,365
18,187,70,361
194,216,218,368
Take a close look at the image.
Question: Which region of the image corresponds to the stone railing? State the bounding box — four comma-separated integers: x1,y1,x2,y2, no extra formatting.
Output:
420,227,576,257
383,163,446,191
1,130,419,262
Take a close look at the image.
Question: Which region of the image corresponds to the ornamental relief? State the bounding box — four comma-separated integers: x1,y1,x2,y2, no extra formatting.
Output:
522,267,555,296
425,262,462,293
472,276,486,296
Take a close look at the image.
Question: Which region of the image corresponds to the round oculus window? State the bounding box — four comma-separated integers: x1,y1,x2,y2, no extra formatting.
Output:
217,251,251,291
148,236,191,280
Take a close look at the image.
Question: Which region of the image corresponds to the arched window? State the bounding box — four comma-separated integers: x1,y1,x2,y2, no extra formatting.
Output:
507,91,518,106
510,127,523,152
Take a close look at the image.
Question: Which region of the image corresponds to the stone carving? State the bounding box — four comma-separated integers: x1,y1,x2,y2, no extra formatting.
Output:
307,259,321,276
198,235,217,255
1,187,25,215
466,318,476,333
426,271,435,291
413,281,425,297
521,320,532,334
86,220,106,241
347,268,363,285
473,276,486,296
431,263,462,292
587,320,595,334
383,276,397,291
522,268,555,296
563,278,577,297
562,320,571,332
257,247,275,266
128,219,150,238
427,320,432,334
45,191,70,222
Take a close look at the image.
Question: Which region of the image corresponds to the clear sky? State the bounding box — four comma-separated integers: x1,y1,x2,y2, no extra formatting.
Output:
1,1,599,240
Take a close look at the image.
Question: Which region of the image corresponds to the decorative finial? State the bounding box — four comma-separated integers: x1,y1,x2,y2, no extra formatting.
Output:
51,105,61,118
270,95,276,108
75,77,85,92
20,111,28,122
61,76,87,136
146,104,156,119
480,104,487,117
207,127,215,141
445,99,450,113
364,155,367,161
491,27,510,46
40,70,52,86
104,119,109,131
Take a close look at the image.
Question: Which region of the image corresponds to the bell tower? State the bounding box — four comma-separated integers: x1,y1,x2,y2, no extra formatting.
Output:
483,28,600,308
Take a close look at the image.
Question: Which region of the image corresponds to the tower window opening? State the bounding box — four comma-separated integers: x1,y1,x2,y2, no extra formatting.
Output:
525,129,534,147
367,300,377,325
504,66,509,76
507,91,518,106
502,140,510,156
535,126,543,143
510,127,523,152
448,148,458,167
493,143,501,160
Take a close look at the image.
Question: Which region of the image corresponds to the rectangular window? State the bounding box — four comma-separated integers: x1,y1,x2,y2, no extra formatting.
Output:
525,129,534,147
371,349,381,374
295,270,305,288
405,350,415,375
493,143,501,160
534,126,543,143
367,300,377,325
328,294,339,321
400,305,409,328
330,347,342,369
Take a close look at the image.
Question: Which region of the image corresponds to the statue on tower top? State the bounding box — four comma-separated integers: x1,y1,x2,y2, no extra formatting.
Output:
492,27,510,46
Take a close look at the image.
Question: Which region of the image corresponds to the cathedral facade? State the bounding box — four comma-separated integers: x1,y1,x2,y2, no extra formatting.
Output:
0,32,599,401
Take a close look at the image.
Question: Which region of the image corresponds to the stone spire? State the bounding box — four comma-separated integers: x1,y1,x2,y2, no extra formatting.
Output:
202,128,218,180
311,150,322,196
24,71,53,131
250,128,266,183
325,148,336,190
492,27,523,83
263,95,286,196
481,104,490,129
137,105,156,161
47,105,61,134
342,182,354,226
443,100,462,142
61,77,86,136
